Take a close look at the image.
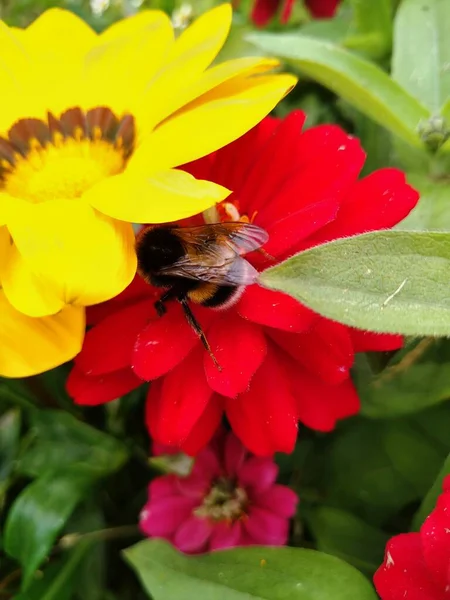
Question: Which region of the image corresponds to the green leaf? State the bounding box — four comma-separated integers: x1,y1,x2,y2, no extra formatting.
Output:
19,410,128,478
325,406,450,524
246,32,429,147
398,174,450,230
260,230,450,337
13,541,92,600
392,0,450,112
4,469,92,589
355,338,450,417
412,452,450,530
345,0,393,58
124,540,377,600
0,410,20,499
305,507,389,575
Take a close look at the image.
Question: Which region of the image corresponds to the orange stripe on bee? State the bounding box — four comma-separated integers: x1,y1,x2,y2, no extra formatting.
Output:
187,284,218,304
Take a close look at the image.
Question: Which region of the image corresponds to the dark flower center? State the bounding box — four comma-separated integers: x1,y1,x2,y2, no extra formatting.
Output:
194,476,248,522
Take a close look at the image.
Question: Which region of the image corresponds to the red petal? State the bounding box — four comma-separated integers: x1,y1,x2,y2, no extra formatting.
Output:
181,395,224,456
204,312,267,398
87,275,153,325
255,125,365,228
145,348,213,447
76,299,154,376
225,346,298,456
311,169,419,244
269,318,354,385
238,285,316,333
421,487,450,590
251,0,283,26
305,0,341,18
133,302,209,380
67,365,142,406
281,0,295,22
224,432,247,477
374,534,443,600
258,197,340,260
350,329,404,353
285,358,360,431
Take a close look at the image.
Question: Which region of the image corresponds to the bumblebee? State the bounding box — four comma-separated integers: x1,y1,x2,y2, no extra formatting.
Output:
136,222,269,369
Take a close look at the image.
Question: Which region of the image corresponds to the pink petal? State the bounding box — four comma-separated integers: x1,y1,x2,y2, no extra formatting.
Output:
174,516,213,554
244,506,289,545
237,286,316,333
209,521,243,551
76,299,154,376
140,496,196,538
237,457,278,494
148,476,179,500
256,484,298,518
204,312,267,398
133,302,209,380
193,446,222,481
67,366,142,406
224,432,247,478
226,346,298,456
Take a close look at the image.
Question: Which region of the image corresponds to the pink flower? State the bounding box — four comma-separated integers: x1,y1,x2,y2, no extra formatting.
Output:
139,430,298,553
374,476,450,599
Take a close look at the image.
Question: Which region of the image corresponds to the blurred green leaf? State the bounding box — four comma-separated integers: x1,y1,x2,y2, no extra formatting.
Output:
305,507,389,575
398,173,450,230
393,0,450,112
19,410,128,478
325,405,450,524
260,231,450,337
125,540,377,599
247,32,430,147
355,338,450,418
345,0,392,58
0,410,21,502
13,541,92,600
412,451,450,530
4,469,92,589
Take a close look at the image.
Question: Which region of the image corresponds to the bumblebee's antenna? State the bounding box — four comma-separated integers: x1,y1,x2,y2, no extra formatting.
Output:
179,298,222,372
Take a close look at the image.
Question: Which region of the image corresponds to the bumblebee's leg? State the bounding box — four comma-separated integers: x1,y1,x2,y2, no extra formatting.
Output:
154,288,177,317
179,298,222,371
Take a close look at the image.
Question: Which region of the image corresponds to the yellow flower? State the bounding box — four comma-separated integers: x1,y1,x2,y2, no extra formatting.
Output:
0,4,296,377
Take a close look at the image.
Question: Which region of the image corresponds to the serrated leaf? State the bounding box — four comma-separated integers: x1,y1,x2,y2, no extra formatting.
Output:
19,410,128,478
355,338,450,417
124,540,377,600
392,0,450,112
260,230,450,337
246,32,429,147
305,507,390,575
4,469,92,589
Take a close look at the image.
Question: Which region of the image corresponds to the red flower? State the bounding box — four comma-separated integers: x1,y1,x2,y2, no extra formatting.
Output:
140,430,298,553
251,0,340,26
67,111,418,456
374,476,450,600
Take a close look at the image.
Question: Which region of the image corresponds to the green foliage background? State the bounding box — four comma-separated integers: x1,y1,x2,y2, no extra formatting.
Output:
2,0,450,598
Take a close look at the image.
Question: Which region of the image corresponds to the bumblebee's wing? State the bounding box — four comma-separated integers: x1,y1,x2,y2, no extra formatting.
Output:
157,223,267,286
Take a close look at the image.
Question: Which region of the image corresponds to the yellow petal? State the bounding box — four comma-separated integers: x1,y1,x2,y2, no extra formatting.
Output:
0,291,85,378
2,243,65,317
134,56,279,138
0,225,10,274
20,9,97,116
0,194,26,227
130,73,297,172
7,200,136,308
100,9,170,41
167,4,231,68
84,169,230,224
84,12,173,113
